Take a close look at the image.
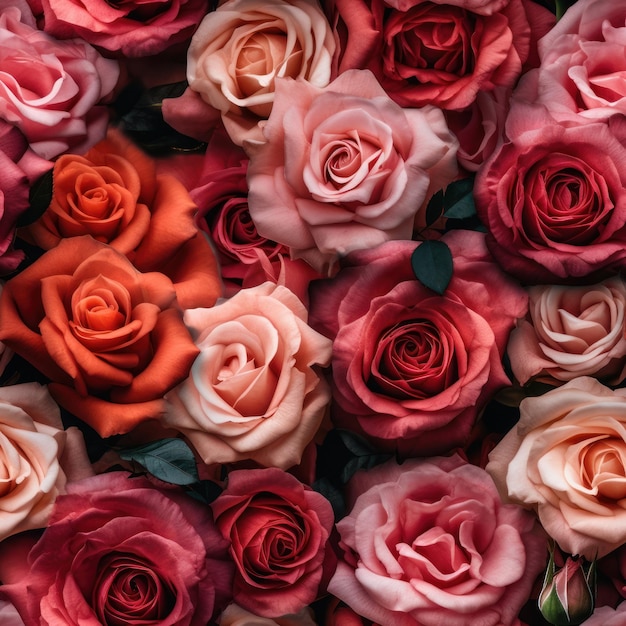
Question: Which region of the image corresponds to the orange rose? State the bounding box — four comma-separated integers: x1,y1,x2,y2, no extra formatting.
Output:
0,236,199,437
21,129,222,309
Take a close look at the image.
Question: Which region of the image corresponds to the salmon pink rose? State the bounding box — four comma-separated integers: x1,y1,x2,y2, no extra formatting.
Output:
39,0,209,57
309,230,527,456
474,115,626,282
164,282,332,469
329,455,547,626
211,467,335,617
21,129,222,309
0,472,233,625
508,277,626,386
0,236,200,438
487,376,626,558
185,0,335,145
247,69,458,275
0,5,119,160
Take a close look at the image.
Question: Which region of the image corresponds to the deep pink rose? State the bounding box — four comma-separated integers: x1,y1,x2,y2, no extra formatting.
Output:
247,69,458,275
474,112,626,282
329,455,547,626
39,0,209,57
211,467,335,618
0,5,119,159
324,0,554,110
309,230,527,456
0,472,233,625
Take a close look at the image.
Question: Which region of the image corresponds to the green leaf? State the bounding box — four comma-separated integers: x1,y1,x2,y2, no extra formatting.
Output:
443,177,476,220
312,477,345,521
119,438,199,486
20,168,54,227
424,189,444,227
411,240,453,295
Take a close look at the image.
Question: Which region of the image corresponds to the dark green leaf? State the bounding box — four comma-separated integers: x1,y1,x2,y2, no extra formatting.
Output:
312,477,345,521
20,168,54,227
186,480,223,504
337,429,380,458
443,177,476,220
424,189,444,227
411,240,453,295
340,453,394,485
119,438,199,486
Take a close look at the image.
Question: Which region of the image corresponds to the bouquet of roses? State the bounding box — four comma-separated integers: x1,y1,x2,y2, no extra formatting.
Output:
0,0,625,624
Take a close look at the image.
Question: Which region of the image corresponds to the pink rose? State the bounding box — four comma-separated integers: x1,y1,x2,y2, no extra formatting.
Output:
508,277,626,386
580,603,626,626
0,472,233,625
185,0,335,145
0,600,24,626
211,468,335,617
474,114,626,282
247,69,458,275
218,603,318,626
309,230,527,456
164,282,332,469
384,0,509,12
487,376,626,558
329,455,547,626
39,0,209,57
0,6,119,159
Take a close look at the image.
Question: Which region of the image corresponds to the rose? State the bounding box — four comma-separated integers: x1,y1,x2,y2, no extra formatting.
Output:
247,69,458,275
487,376,626,558
0,600,24,626
513,0,626,124
0,472,233,625
39,0,209,58
580,603,626,626
219,603,318,626
507,277,626,386
20,128,222,309
185,0,335,145
473,113,626,282
0,5,119,160
308,230,527,456
164,281,332,469
328,455,547,626
0,383,68,542
0,121,51,274
0,236,200,438
211,467,335,617
325,0,553,110
324,597,381,626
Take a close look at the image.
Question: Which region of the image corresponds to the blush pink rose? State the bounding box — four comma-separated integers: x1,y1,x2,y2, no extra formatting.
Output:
0,472,233,625
164,282,332,469
0,600,24,626
474,113,626,282
185,0,335,145
329,455,547,626
39,0,209,57
211,467,335,618
247,69,458,275
487,376,626,559
309,230,527,456
218,603,318,626
580,603,626,626
0,5,119,160
508,277,626,386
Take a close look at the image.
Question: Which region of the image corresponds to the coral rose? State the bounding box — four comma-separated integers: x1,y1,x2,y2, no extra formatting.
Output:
0,236,200,437
247,69,458,275
185,0,335,145
309,230,527,456
0,5,119,159
164,282,332,469
487,376,626,558
508,277,626,386
0,472,233,625
329,455,547,626
21,128,222,309
211,467,335,617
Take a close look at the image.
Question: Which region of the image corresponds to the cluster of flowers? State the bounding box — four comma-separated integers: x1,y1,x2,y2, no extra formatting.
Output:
1,0,626,624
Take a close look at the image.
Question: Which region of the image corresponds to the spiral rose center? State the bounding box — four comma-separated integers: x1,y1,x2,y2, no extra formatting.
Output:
580,439,626,500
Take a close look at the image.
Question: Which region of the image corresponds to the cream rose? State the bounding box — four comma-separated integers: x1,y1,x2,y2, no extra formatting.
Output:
164,282,332,469
487,376,626,558
186,0,335,145
508,277,626,385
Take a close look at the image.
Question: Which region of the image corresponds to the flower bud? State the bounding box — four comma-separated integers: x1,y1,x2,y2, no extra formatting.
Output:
539,546,596,626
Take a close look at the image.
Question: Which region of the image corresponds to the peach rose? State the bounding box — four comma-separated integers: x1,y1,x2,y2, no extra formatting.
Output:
0,236,200,438
21,129,222,310
487,376,626,558
508,277,626,386
186,0,335,145
164,282,332,469
0,383,67,542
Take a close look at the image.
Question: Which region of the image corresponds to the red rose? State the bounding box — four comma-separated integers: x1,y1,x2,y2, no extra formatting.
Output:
211,468,335,617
